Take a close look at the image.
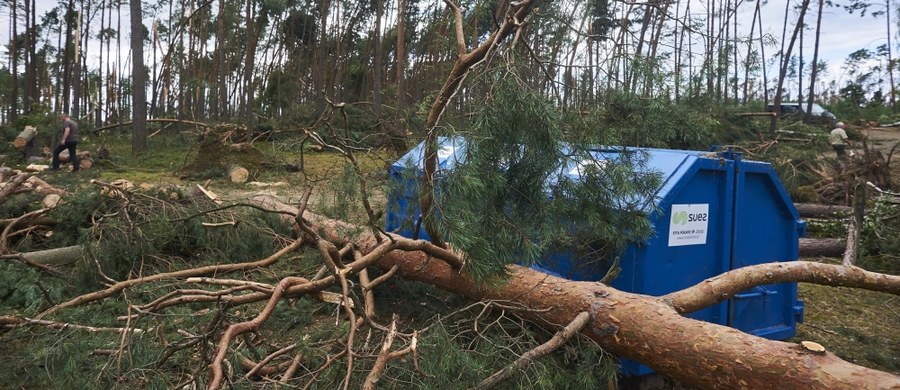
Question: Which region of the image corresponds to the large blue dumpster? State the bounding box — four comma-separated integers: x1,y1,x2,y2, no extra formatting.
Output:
386,138,806,376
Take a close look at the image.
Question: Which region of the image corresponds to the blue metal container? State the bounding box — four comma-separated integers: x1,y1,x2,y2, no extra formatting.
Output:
386,139,806,376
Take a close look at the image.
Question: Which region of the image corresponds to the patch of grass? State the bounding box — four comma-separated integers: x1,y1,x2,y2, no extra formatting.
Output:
794,263,900,374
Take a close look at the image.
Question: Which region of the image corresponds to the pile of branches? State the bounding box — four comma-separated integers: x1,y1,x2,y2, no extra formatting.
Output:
813,138,896,205
0,169,615,389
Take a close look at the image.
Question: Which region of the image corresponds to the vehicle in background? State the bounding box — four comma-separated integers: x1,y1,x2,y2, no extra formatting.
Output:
766,102,837,124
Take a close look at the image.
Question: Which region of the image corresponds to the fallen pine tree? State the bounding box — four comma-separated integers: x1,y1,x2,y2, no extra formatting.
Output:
252,195,900,390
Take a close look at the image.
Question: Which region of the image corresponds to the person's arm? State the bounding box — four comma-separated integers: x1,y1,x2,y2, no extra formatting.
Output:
61,126,70,145
843,132,853,147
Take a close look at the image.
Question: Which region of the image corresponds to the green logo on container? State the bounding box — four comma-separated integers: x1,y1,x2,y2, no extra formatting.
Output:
672,211,688,225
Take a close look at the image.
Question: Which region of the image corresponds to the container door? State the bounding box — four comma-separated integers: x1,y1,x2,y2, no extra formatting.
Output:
729,162,801,340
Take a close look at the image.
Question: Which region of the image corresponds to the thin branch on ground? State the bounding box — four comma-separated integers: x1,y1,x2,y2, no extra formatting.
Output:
242,344,298,378
0,315,152,334
37,238,304,319
474,311,590,390
363,315,418,390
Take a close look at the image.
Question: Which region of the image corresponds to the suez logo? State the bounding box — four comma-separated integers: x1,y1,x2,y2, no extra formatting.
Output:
671,210,708,225
668,204,710,247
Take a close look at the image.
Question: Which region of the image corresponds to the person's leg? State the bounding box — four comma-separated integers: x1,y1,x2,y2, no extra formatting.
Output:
51,144,66,170
833,145,847,168
67,142,79,171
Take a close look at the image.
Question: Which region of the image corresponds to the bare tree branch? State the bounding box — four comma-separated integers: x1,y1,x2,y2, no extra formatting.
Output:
475,311,591,390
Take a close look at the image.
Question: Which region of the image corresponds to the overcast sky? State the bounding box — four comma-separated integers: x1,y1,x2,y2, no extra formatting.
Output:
742,0,892,87
1,0,894,96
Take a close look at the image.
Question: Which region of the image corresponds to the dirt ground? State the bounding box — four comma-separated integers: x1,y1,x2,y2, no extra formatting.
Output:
860,126,900,186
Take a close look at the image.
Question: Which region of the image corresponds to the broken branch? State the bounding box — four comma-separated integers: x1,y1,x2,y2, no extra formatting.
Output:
475,311,590,390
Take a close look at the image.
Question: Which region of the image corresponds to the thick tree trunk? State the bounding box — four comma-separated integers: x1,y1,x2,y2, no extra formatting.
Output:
130,0,148,153
799,238,845,257
795,203,852,218
21,245,84,266
255,196,900,389
215,0,226,118
242,0,259,124
28,0,37,112
9,0,18,123
62,0,75,114
757,0,769,105
393,0,408,150
805,0,824,121
373,0,383,117
888,0,896,112
72,7,82,118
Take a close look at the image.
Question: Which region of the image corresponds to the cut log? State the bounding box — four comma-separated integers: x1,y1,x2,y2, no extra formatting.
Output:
96,179,134,197
794,203,852,219
79,158,94,170
25,164,49,172
26,177,67,196
799,238,845,257
0,216,56,228
253,196,900,390
13,126,38,149
229,166,250,183
42,194,62,208
20,245,84,265
0,174,32,204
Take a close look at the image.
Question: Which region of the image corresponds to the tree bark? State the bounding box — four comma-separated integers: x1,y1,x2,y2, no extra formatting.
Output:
14,126,38,149
888,0,896,112
20,245,84,266
393,0,408,150
794,203,852,218
130,0,148,153
9,0,18,123
757,0,770,105
62,0,75,114
799,238,845,257
255,196,900,390
373,0,384,117
242,0,259,124
72,7,82,118
214,0,226,118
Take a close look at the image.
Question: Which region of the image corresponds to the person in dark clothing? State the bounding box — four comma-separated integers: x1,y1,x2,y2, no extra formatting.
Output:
51,114,80,171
